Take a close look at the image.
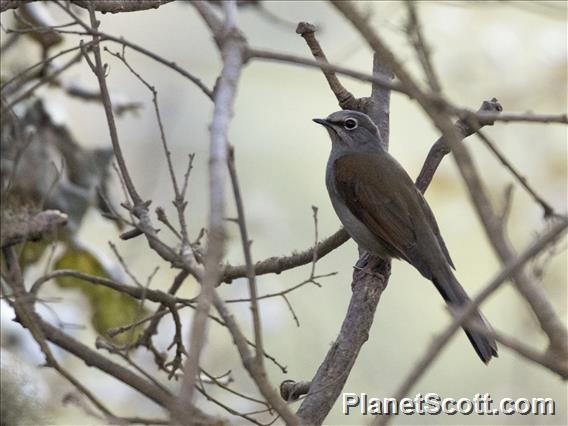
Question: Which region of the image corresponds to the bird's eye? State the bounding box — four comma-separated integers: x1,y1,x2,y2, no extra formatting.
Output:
344,118,358,130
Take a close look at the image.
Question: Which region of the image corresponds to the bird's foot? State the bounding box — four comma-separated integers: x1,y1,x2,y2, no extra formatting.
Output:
352,264,385,281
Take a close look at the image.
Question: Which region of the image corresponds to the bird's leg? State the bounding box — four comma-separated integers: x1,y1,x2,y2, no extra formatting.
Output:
353,251,386,281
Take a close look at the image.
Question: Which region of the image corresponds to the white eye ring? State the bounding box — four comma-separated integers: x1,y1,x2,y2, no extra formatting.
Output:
344,118,358,130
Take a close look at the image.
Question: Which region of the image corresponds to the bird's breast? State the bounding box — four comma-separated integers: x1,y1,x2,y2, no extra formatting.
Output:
325,164,391,257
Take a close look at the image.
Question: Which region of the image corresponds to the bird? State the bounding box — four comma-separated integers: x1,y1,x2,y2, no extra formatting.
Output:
313,109,498,363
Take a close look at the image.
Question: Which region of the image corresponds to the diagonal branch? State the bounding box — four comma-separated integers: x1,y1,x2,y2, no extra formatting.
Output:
452,143,568,355
475,128,556,218
177,0,246,413
84,3,142,207
295,21,362,110
222,228,349,282
378,218,568,425
227,146,264,365
405,1,441,93
212,291,301,425
415,98,502,192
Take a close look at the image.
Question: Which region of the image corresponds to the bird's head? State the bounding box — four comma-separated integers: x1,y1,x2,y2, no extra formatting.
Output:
313,110,383,153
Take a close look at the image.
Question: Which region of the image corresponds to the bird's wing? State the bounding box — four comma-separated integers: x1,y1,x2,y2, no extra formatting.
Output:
414,191,455,269
333,153,416,263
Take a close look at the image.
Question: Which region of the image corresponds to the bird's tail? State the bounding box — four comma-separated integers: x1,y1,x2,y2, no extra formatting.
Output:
432,268,498,364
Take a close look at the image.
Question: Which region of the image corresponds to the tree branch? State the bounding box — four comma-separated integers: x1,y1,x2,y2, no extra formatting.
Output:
452,142,568,355
178,0,246,413
415,98,502,192
295,21,362,110
295,17,396,426
212,291,301,425
1,209,67,248
222,229,349,283
378,218,568,425
227,146,264,364
1,0,175,14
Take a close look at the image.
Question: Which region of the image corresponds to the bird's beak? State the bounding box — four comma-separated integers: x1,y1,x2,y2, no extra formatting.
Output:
312,118,331,127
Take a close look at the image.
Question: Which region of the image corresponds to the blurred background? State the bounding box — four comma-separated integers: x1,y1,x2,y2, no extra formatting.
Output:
1,1,566,425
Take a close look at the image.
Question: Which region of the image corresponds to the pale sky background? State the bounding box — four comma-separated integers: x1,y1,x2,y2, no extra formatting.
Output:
1,1,567,425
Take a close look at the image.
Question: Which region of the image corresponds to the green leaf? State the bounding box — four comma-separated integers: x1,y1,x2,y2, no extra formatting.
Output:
19,240,51,269
54,247,149,345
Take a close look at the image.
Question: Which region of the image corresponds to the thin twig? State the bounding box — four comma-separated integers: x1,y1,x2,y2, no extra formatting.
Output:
415,98,503,192
0,41,94,93
227,146,264,364
248,47,567,125
200,369,270,409
105,46,193,246
195,383,270,426
1,49,83,113
84,4,142,206
248,47,405,94
138,270,190,345
53,1,213,99
405,1,442,93
213,291,301,425
224,273,336,304
453,140,568,355
295,22,362,110
475,129,556,218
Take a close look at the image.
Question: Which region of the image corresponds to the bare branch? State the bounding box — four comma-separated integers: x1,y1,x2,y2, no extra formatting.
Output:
472,110,567,124
1,209,67,248
84,4,142,206
137,270,190,345
406,1,442,93
295,21,361,110
30,269,193,307
378,218,568,426
415,98,503,192
72,0,174,14
0,41,90,93
368,53,394,146
1,0,174,14
178,0,246,412
105,46,194,246
248,47,405,94
475,129,556,218
296,259,391,424
36,318,180,412
212,291,302,425
227,146,264,364
222,229,349,282
452,141,568,355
